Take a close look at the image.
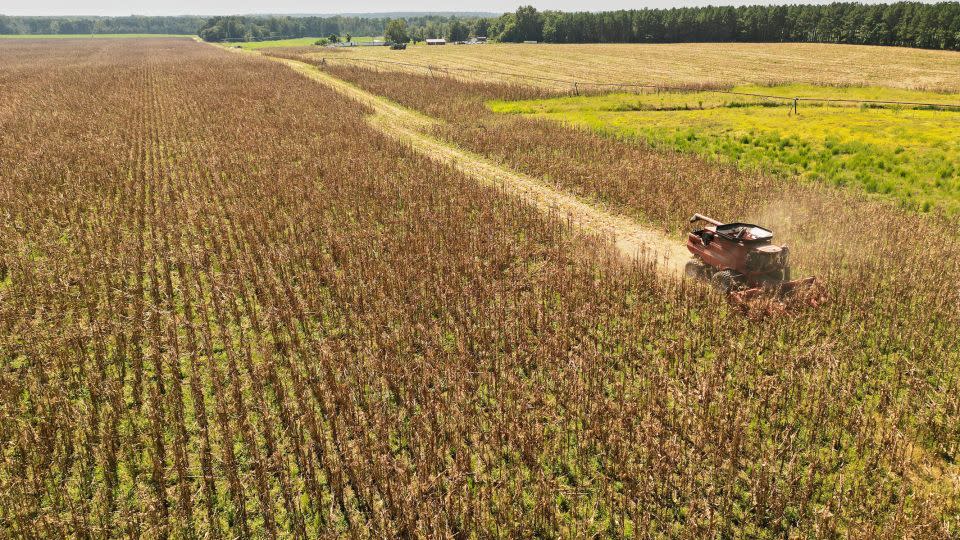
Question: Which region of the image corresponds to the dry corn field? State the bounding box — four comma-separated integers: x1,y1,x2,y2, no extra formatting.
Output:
308,42,960,92
2,37,960,538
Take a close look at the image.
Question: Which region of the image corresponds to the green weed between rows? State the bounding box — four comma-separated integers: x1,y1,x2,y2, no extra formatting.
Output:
490,85,960,215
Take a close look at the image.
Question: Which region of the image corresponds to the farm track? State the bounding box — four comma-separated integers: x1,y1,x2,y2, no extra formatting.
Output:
275,56,692,275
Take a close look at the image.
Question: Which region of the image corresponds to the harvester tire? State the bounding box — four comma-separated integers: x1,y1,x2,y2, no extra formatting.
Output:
685,260,707,279
711,270,742,293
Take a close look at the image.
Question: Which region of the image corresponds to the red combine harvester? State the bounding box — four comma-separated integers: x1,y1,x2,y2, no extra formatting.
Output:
685,213,815,296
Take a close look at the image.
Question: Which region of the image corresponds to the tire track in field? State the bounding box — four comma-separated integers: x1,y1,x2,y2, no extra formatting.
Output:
275,56,691,276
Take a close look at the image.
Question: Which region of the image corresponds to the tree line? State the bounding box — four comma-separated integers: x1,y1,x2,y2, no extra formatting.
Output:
0,14,481,41
197,15,484,42
3,3,960,52
0,15,204,35
490,3,960,50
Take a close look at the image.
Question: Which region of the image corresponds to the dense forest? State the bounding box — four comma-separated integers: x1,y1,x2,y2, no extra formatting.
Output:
490,2,960,50
3,3,959,52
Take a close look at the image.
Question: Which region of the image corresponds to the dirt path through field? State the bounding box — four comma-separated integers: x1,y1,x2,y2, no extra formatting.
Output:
275,57,691,275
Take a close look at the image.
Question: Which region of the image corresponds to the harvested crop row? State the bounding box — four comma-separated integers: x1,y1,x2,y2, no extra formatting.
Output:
0,38,957,538
312,42,960,92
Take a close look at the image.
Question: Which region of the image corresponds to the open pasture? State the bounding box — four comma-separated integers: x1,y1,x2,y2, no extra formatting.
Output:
315,41,960,92
491,85,960,214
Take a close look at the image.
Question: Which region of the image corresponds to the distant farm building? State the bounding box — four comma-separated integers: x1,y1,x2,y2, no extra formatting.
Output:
426,38,446,45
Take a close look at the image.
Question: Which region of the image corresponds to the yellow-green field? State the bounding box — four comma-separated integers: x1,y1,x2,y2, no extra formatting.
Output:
491,85,960,214
495,84,960,111
317,42,960,92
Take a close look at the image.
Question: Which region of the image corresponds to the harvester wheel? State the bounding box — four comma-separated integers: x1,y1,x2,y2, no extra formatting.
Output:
684,260,707,279
711,270,742,293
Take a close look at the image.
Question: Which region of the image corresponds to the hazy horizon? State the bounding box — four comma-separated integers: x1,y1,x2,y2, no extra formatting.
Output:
3,0,908,17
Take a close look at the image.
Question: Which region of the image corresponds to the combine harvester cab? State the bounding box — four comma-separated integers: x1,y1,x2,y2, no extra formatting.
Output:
684,213,815,299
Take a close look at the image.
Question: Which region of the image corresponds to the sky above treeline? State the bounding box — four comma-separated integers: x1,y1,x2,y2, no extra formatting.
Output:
4,0,902,17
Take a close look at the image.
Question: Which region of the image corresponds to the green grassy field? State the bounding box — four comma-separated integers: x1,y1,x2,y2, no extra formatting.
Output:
225,36,383,49
0,34,192,39
491,85,960,214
